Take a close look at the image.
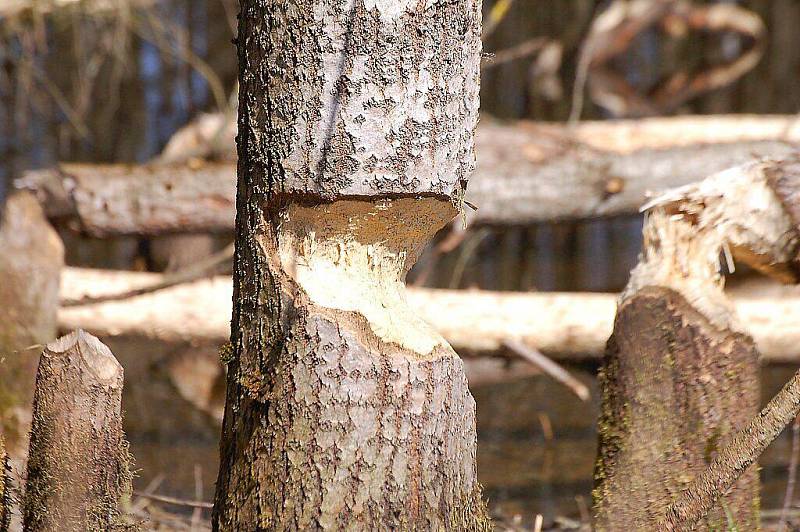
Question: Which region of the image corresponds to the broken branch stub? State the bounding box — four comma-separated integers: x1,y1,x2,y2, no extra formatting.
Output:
23,330,133,532
594,157,800,530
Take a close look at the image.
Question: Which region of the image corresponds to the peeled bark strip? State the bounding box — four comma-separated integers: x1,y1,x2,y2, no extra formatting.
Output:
594,158,800,530
23,330,132,532
19,115,800,235
212,0,488,530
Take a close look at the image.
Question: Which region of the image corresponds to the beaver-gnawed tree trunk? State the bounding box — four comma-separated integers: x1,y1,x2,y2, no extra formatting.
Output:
23,330,133,532
212,1,488,530
594,158,800,530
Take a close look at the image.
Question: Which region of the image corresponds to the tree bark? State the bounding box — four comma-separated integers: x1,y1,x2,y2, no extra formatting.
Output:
22,330,133,532
20,115,800,235
59,266,800,364
212,1,489,530
0,437,9,532
0,191,63,455
594,158,800,530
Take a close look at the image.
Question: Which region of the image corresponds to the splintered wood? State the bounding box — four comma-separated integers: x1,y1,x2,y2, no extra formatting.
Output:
595,156,800,530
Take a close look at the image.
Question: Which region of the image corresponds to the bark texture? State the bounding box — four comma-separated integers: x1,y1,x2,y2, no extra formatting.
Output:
0,437,9,532
213,0,489,530
660,364,800,530
23,330,133,532
0,191,63,455
594,158,800,529
594,287,760,530
19,115,800,235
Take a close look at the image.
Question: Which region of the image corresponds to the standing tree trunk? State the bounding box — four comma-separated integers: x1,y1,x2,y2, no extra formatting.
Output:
593,158,800,529
23,330,132,532
0,437,9,532
212,1,488,530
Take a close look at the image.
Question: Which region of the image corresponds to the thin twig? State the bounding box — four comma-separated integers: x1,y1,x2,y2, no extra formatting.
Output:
778,413,800,532
503,340,591,402
482,37,548,70
62,242,234,307
132,491,213,509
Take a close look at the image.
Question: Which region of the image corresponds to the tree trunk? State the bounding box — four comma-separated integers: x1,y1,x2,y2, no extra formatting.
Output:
0,191,63,455
594,158,800,529
0,437,9,532
22,330,132,532
212,1,488,530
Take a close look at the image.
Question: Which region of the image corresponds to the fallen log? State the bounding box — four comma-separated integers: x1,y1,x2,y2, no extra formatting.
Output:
23,330,133,532
21,115,800,235
58,266,800,363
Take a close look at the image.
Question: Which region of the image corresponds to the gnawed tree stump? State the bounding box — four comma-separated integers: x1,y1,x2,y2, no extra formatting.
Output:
23,330,133,532
594,157,800,530
0,191,63,455
212,0,490,529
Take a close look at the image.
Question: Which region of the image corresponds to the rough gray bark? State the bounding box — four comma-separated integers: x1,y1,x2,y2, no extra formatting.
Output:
0,437,9,532
0,191,63,455
22,330,133,532
660,368,800,530
58,266,800,364
594,158,800,530
212,0,489,530
19,115,800,235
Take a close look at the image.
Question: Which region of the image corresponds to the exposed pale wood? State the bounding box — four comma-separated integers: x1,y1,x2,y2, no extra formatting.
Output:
23,330,133,532
503,340,590,401
18,115,800,235
58,266,800,364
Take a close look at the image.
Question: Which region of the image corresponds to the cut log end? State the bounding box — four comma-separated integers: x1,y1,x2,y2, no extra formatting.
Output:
45,329,123,386
23,331,132,532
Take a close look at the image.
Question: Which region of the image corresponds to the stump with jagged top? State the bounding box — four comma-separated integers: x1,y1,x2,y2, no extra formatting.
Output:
23,330,133,532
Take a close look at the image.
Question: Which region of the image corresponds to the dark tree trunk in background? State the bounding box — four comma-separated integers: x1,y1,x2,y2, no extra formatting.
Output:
212,0,488,530
22,330,132,532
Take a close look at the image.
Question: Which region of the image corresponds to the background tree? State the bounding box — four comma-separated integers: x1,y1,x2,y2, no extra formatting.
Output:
212,0,489,529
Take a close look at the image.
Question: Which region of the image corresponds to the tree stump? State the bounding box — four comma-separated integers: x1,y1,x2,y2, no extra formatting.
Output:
594,158,800,529
0,191,63,454
23,330,133,532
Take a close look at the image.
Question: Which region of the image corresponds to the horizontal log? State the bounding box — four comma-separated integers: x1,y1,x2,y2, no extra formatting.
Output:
21,115,800,235
59,267,800,363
